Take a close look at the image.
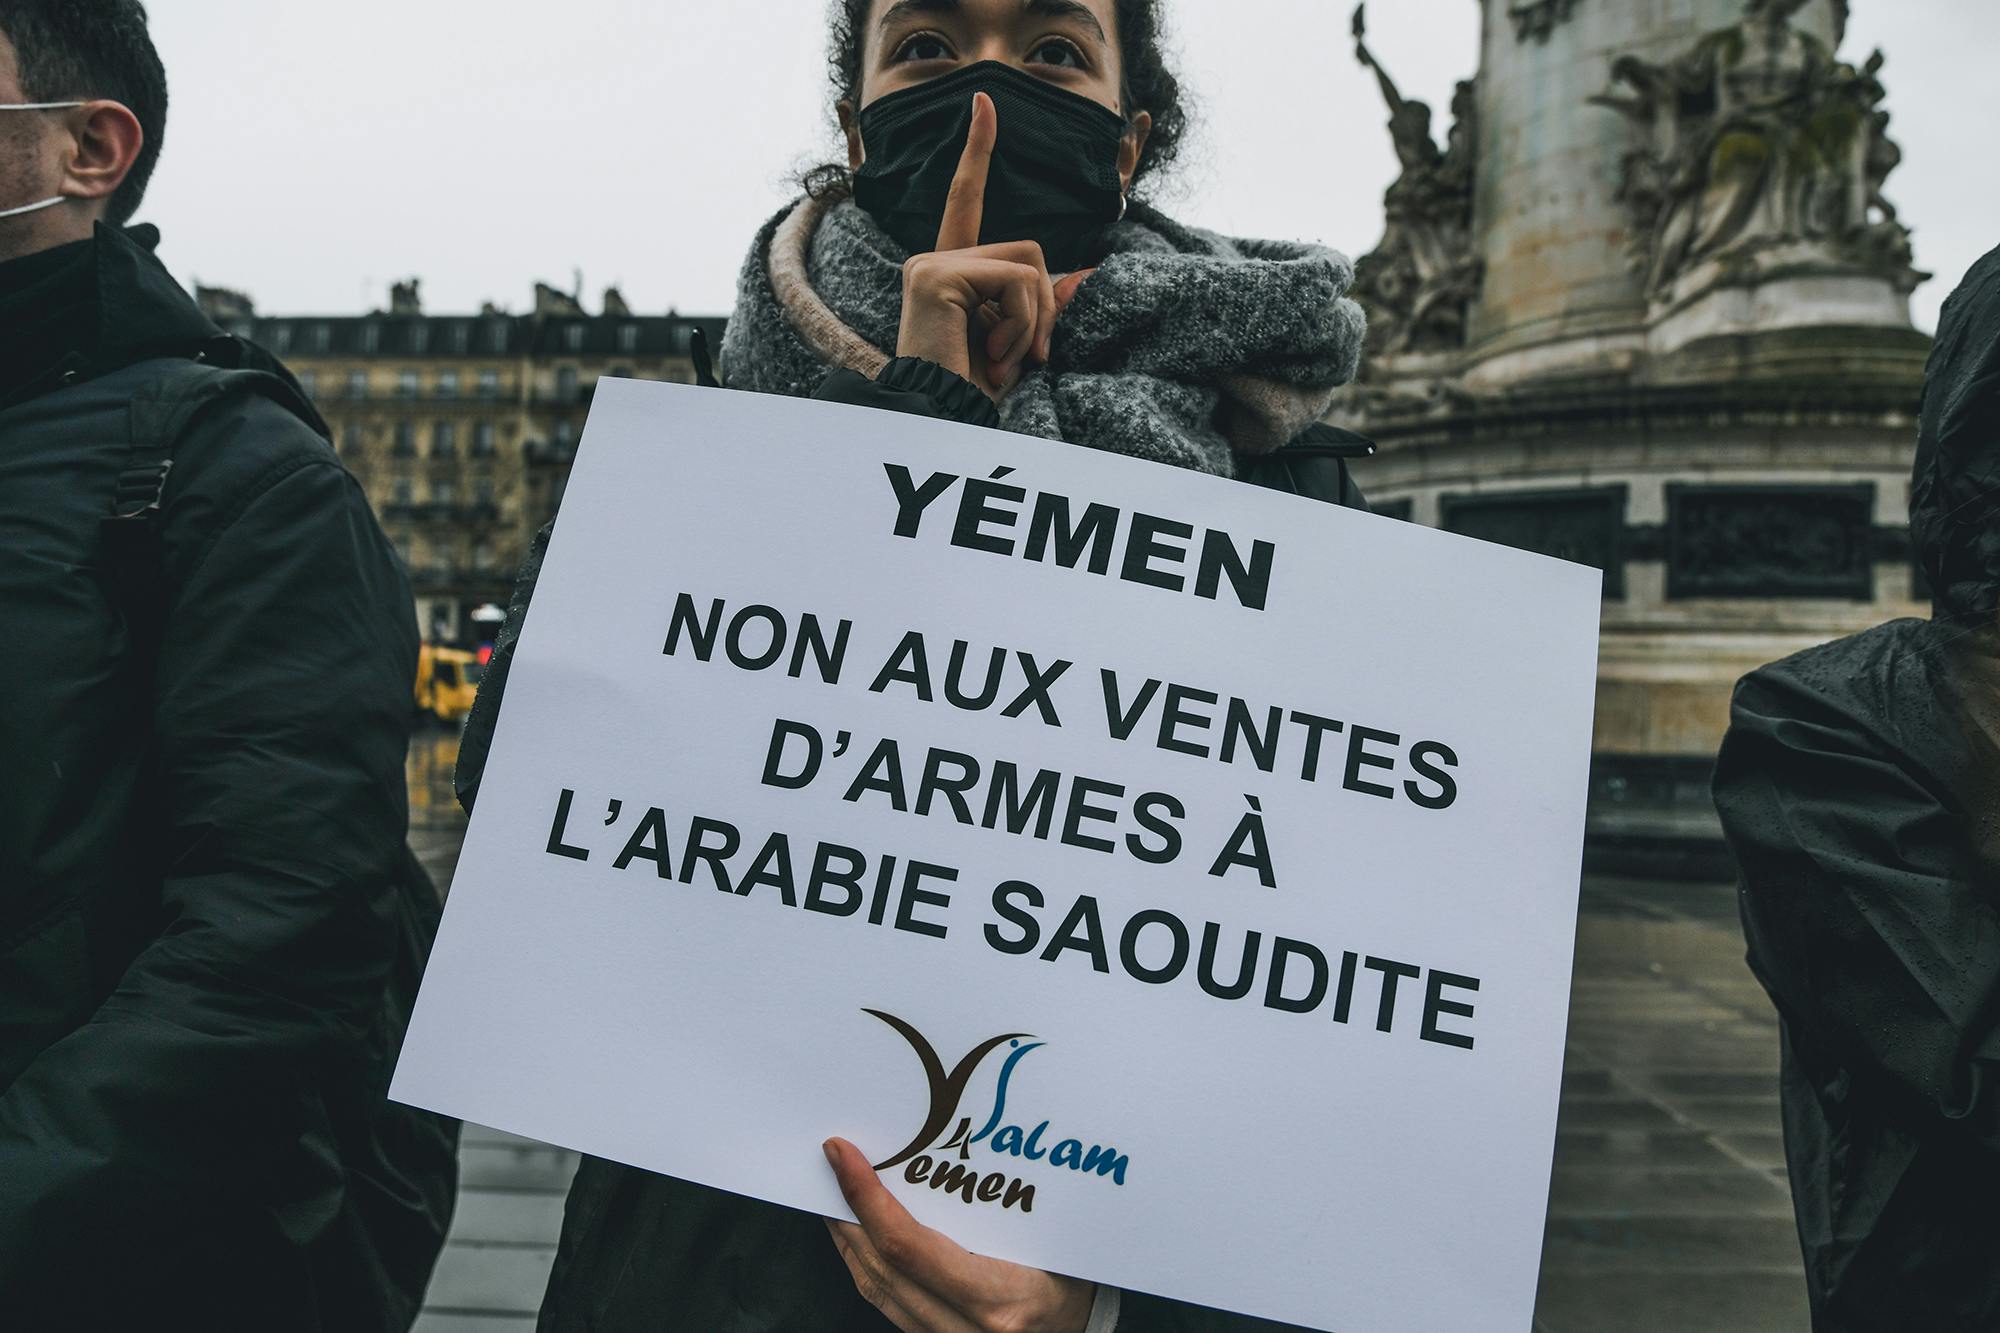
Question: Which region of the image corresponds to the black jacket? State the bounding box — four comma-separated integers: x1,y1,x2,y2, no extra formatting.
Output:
0,224,454,1330
1714,243,2000,1331
455,354,1364,1332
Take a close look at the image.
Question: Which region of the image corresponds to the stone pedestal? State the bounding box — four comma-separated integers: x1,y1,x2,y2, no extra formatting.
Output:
1337,0,1929,876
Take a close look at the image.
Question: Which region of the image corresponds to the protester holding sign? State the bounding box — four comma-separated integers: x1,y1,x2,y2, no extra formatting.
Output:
454,1,1372,1328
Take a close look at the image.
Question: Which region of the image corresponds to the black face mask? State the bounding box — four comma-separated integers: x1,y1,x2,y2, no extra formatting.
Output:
853,61,1128,274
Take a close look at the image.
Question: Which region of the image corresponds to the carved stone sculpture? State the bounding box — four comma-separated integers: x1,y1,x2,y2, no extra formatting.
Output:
1594,0,1923,302
1509,0,1581,44
1350,5,1483,358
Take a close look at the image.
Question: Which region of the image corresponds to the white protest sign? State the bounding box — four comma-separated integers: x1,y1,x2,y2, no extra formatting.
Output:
392,379,1600,1332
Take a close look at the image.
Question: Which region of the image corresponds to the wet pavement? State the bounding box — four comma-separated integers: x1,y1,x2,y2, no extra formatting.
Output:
402,732,1809,1332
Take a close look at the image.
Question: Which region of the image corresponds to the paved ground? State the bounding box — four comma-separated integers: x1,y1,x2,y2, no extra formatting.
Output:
403,735,1809,1331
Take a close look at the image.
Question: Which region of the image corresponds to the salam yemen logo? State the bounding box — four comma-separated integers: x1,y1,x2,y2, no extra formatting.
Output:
866,1008,1131,1214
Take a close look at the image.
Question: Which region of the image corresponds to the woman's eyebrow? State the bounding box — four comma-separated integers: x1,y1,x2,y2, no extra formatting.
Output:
877,0,1109,46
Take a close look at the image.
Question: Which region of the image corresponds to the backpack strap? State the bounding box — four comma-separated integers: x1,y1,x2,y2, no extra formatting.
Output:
98,338,316,657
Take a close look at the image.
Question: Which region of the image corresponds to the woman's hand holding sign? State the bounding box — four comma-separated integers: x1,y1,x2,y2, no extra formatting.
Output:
896,93,1095,403
823,1136,1097,1333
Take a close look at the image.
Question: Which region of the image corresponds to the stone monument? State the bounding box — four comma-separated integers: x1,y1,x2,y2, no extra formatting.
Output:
1337,0,1931,873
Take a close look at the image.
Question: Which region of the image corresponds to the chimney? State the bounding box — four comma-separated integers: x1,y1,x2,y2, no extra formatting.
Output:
602,286,631,317
390,279,423,315
196,285,256,320
533,282,586,318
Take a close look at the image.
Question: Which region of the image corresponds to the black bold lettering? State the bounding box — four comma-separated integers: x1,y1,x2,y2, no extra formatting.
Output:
986,881,1045,954
1264,937,1329,1013
1039,895,1110,972
1198,923,1262,1000
1121,512,1193,592
1221,699,1283,773
805,843,867,916
1421,970,1480,1050
1157,683,1218,758
679,817,741,891
885,464,958,538
761,719,823,790
547,787,591,861
724,604,787,671
1345,726,1401,799
1025,493,1118,574
981,764,1059,839
1195,531,1275,611
1119,910,1191,984
788,613,851,684
662,593,723,659
952,477,1026,555
1125,791,1184,864
895,862,955,940
868,631,933,700
611,806,670,874
915,748,980,823
1405,741,1460,810
1365,956,1422,1032
1061,777,1124,854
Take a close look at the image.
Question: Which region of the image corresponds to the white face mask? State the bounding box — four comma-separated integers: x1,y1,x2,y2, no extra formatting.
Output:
0,102,84,220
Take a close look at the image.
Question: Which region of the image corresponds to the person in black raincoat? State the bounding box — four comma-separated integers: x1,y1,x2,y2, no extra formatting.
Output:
0,3,456,1327
1714,241,2000,1331
455,3,1367,1328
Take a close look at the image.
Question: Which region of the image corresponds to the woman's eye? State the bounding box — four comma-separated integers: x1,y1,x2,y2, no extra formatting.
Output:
1028,38,1085,69
893,34,953,62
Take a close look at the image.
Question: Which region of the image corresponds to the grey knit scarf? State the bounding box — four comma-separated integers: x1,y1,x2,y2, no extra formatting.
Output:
719,192,1367,476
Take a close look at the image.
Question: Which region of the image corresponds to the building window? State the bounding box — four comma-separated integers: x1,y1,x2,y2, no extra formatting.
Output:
563,324,585,352
410,323,430,354
347,369,368,399
556,367,578,401
359,323,381,354
487,319,509,353
473,477,495,504
310,324,331,353
436,370,460,399
1665,484,1877,600
473,421,497,457
617,324,640,353
1439,487,1630,599
393,422,417,457
478,369,500,400
398,369,420,398
433,479,456,504
474,542,498,572
611,365,634,380
271,324,294,353
391,477,414,504
340,423,363,454
298,371,318,398
450,323,470,353
432,422,457,458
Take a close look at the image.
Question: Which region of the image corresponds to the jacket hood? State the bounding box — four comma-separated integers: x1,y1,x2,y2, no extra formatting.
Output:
1914,242,2000,623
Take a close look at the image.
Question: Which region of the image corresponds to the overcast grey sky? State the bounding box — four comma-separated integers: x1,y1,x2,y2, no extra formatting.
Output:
142,0,1997,332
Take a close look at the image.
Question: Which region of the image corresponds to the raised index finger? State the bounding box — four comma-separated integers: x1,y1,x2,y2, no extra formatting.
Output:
934,92,995,253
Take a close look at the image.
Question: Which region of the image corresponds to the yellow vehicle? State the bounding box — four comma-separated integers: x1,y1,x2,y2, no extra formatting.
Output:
414,645,485,726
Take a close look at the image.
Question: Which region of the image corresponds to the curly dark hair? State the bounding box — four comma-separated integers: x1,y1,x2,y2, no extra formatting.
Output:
802,0,1188,200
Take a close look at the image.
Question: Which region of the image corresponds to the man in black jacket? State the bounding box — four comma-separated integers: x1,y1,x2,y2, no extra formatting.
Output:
1715,243,2000,1331
0,3,454,1327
